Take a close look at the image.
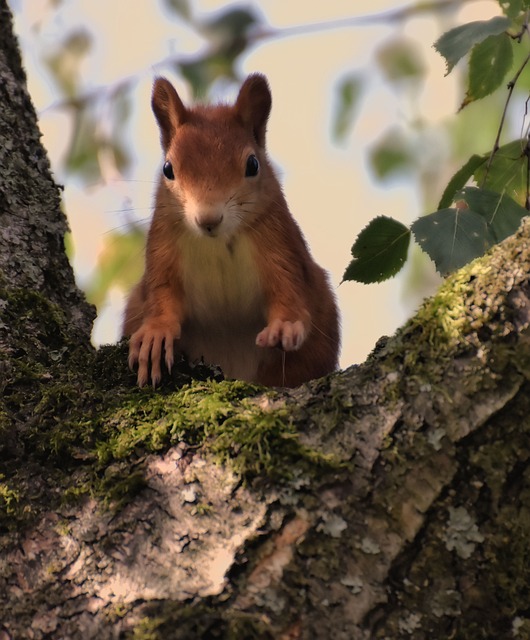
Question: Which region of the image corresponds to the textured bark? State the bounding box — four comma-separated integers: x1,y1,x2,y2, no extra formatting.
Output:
2,2,530,639
0,0,95,363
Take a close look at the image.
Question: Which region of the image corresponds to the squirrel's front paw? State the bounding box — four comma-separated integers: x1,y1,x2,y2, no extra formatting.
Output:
256,319,307,351
128,320,181,388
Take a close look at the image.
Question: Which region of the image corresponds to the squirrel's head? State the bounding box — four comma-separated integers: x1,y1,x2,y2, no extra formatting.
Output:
151,74,274,239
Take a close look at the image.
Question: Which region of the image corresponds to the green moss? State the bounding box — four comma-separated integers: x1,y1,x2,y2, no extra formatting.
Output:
1,279,340,520
0,475,21,516
106,602,132,624
365,225,530,403
133,617,164,640
1,330,341,531
97,468,148,509
194,502,214,516
96,379,342,485
130,604,275,640
0,287,69,358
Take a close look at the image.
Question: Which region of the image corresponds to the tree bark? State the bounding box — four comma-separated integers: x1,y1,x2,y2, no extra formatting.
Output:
0,2,95,365
2,2,530,639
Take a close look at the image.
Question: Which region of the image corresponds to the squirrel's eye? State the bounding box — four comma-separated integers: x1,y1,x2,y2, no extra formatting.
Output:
245,154,259,177
163,160,175,180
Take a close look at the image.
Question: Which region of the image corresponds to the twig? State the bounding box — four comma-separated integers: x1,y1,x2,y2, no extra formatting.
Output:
253,0,477,40
481,50,530,187
525,138,530,209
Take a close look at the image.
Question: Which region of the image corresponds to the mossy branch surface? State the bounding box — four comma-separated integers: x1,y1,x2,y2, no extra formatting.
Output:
2,211,530,638
3,0,530,629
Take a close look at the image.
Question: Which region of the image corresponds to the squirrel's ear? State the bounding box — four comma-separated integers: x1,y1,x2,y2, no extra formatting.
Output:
151,77,187,150
235,74,272,148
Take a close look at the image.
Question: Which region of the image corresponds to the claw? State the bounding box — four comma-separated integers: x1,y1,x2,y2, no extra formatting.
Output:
256,319,307,351
165,331,175,373
128,321,181,388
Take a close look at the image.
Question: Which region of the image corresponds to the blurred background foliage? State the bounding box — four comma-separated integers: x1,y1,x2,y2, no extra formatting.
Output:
344,4,530,282
8,0,524,364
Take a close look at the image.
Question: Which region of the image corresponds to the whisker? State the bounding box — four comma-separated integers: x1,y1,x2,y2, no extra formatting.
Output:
104,206,154,215
310,320,339,345
102,219,151,235
107,179,159,185
234,214,258,233
236,200,258,207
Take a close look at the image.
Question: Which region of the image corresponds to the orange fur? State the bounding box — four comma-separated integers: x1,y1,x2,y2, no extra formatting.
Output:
123,74,340,388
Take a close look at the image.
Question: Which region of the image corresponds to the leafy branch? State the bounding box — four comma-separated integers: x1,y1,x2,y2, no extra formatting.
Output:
33,0,521,304
343,0,530,283
482,48,530,186
43,0,477,114
36,0,479,186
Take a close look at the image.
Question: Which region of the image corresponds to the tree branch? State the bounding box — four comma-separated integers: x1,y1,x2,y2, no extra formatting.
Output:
41,0,478,114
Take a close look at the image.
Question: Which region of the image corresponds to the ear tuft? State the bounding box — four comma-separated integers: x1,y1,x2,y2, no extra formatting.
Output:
235,73,272,148
151,77,187,151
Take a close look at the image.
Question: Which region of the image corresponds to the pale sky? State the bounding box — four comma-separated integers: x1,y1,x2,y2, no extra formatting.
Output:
11,0,497,369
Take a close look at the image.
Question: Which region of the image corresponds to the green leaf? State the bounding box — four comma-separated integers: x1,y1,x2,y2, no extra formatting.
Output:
462,33,513,107
179,54,237,98
343,216,411,284
45,29,92,98
498,0,530,19
438,154,487,209
163,0,192,21
369,128,414,181
181,7,260,97
376,37,426,83
332,74,363,143
474,139,526,203
65,88,132,182
202,7,258,44
434,16,511,75
411,207,496,275
86,224,146,308
64,108,101,181
457,186,527,242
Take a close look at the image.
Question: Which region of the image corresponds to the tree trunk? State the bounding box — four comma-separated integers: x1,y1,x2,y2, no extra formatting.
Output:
2,2,530,638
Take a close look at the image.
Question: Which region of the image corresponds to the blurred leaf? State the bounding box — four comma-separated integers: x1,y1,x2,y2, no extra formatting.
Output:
434,16,511,75
108,86,133,174
369,128,414,181
180,7,260,97
461,33,513,108
499,0,530,19
179,54,237,98
474,139,526,204
45,29,92,98
343,216,411,283
376,37,426,83
201,7,258,47
65,108,101,181
438,154,486,209
163,0,191,21
86,224,146,308
456,186,527,241
412,206,495,275
65,87,132,182
332,74,363,143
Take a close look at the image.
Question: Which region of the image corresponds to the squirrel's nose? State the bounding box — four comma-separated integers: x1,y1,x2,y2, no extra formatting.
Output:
196,213,223,235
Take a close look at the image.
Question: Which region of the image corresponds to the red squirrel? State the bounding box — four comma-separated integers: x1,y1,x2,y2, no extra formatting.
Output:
123,73,340,388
